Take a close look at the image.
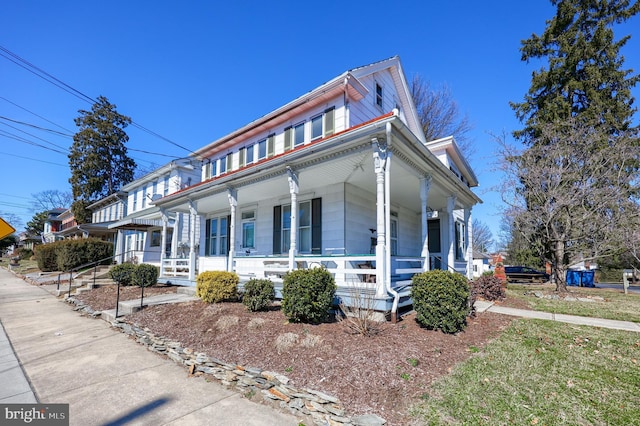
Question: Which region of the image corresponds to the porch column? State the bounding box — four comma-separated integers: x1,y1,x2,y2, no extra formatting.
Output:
287,167,299,271
420,175,432,271
188,201,197,281
373,138,388,297
171,214,179,258
447,195,457,271
227,189,237,272
160,210,168,276
465,208,473,279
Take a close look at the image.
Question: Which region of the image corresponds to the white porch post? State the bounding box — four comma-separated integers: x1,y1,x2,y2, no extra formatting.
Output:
188,201,197,281
227,189,237,272
465,208,473,279
447,195,457,272
420,175,432,271
287,167,299,271
160,210,168,276
171,214,179,258
373,138,388,297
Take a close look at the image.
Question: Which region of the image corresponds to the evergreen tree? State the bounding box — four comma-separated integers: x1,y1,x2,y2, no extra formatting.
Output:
512,0,639,142
69,96,136,223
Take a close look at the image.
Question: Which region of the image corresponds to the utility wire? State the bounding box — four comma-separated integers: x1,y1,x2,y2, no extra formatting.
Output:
0,45,203,159
0,150,67,166
0,96,74,133
0,130,68,155
0,120,69,151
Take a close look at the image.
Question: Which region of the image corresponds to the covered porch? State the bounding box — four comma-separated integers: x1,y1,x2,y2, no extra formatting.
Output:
154,114,480,317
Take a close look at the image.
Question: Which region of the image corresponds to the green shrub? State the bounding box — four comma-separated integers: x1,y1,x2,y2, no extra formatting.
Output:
35,243,58,272
282,267,336,323
471,275,506,302
196,271,239,303
110,263,137,286
133,263,159,287
242,278,275,311
17,248,33,260
410,270,471,333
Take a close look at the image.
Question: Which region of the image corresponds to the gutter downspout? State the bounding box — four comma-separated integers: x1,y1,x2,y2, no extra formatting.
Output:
385,121,400,323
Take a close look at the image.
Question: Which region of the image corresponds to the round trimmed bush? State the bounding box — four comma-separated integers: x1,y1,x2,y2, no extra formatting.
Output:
410,270,471,333
109,263,137,286
282,267,336,323
242,278,275,311
132,263,159,287
196,271,239,303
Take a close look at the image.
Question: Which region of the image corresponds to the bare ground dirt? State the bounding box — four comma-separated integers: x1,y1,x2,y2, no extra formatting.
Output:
76,286,517,425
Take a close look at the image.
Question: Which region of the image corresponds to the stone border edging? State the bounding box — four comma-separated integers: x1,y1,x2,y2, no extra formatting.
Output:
64,296,387,426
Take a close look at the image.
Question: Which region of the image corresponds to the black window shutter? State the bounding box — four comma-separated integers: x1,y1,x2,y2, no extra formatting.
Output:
205,219,211,255
273,205,281,254
311,198,322,254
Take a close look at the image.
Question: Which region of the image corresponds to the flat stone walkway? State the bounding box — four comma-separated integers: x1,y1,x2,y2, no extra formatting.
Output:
0,268,299,426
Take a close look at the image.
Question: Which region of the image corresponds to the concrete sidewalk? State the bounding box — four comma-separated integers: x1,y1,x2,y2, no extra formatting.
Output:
0,268,299,426
475,300,640,332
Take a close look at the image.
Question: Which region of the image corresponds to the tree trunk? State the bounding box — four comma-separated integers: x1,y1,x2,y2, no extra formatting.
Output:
553,240,567,292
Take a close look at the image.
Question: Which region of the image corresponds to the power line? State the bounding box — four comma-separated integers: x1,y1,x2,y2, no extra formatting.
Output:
0,115,73,137
0,96,74,133
0,45,203,159
0,149,67,166
0,120,69,151
0,130,68,155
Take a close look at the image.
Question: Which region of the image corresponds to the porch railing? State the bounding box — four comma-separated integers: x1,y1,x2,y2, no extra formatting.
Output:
162,257,191,278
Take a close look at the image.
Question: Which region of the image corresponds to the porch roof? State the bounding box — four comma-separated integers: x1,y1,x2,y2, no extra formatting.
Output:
108,218,163,230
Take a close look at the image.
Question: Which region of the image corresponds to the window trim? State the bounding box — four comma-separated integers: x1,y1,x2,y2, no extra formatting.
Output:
375,82,383,109
311,114,323,140
293,122,305,147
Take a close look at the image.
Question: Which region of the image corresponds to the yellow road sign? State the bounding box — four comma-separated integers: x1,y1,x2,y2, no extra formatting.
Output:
0,217,16,240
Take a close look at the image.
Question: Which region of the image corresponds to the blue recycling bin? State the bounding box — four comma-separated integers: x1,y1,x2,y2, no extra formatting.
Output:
566,270,595,287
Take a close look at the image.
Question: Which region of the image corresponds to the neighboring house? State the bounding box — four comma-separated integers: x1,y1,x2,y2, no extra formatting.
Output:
472,250,492,278
108,158,202,265
153,56,481,319
42,208,66,243
83,191,128,256
18,232,40,252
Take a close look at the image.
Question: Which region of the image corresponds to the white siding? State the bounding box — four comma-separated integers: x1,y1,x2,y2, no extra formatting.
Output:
344,183,376,255
348,69,399,127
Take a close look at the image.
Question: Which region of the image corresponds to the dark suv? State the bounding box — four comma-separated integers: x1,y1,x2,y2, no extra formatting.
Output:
504,266,550,283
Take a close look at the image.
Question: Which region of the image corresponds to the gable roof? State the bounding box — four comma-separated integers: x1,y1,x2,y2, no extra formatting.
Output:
193,56,426,159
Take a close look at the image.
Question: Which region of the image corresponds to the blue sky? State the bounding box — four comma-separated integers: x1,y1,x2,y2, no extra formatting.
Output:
1,1,639,246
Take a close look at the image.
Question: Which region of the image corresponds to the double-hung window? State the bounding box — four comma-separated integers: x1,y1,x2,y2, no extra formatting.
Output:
220,155,227,174
390,214,398,256
241,211,255,249
273,198,322,255
258,139,267,159
205,216,230,256
246,144,254,164
294,122,305,147
163,176,170,196
311,114,323,140
375,82,383,109
455,221,466,260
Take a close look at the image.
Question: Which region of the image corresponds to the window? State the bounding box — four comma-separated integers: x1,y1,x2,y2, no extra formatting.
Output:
142,185,147,208
205,216,229,256
163,176,170,196
241,211,255,249
311,115,323,139
220,155,227,174
258,139,267,159
226,154,233,171
132,190,138,211
375,82,383,109
246,144,254,164
390,214,398,256
150,230,161,247
152,180,158,197
455,221,466,260
294,122,305,147
273,198,322,255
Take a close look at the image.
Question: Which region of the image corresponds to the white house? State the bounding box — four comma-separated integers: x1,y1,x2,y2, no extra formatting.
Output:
153,56,481,320
108,158,202,265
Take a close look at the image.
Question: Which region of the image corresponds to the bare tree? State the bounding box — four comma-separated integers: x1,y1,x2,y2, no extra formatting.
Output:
497,120,639,291
30,190,73,212
472,218,493,253
410,74,474,157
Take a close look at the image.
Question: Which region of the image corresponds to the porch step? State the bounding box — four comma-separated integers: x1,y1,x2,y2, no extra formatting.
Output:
177,287,196,296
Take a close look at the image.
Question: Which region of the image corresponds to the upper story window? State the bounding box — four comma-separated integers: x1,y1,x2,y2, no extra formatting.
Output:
163,176,170,196
246,144,254,164
311,114,323,140
133,190,138,211
294,122,305,147
375,82,383,109
142,185,147,208
220,155,227,174
258,139,267,159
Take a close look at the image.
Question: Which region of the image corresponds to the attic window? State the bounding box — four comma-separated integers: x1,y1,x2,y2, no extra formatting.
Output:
375,83,383,109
